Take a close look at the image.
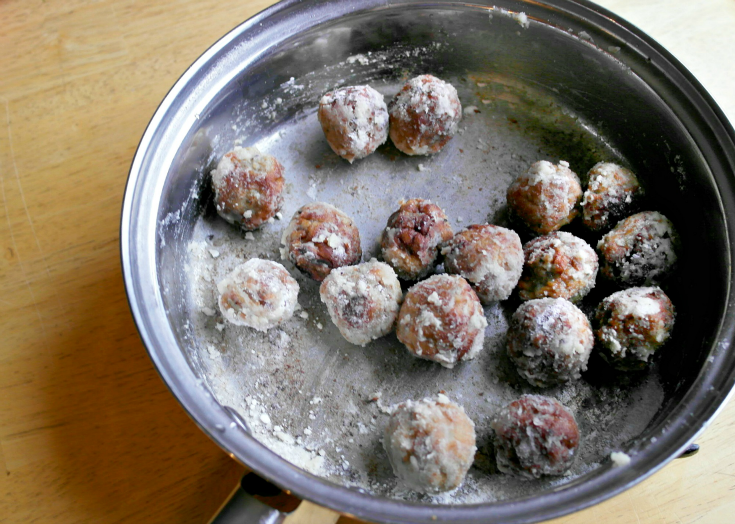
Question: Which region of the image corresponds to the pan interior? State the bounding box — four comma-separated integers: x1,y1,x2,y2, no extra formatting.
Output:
154,3,727,506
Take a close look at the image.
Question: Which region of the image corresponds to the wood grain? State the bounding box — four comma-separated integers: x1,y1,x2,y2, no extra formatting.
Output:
0,1,733,523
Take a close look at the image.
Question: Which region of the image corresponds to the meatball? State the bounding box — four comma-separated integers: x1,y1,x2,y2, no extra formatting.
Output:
384,394,476,493
318,85,389,163
507,298,594,387
518,232,598,303
319,260,402,346
582,162,644,232
492,395,580,479
507,160,583,235
594,286,675,370
388,75,462,156
217,259,299,331
597,211,679,287
380,198,454,280
441,224,523,303
211,146,285,230
281,202,362,282
396,274,487,368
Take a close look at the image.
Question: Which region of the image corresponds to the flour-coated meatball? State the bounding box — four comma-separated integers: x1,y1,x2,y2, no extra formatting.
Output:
389,75,461,156
211,147,285,230
217,259,299,331
492,395,580,479
441,224,523,303
507,298,593,387
594,286,675,370
318,85,389,163
582,162,644,232
380,198,454,280
384,394,476,493
281,202,362,282
396,275,487,368
507,160,583,235
518,232,598,303
319,260,402,346
597,211,679,287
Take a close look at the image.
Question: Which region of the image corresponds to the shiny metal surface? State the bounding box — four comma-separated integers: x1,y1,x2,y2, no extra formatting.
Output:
121,1,735,522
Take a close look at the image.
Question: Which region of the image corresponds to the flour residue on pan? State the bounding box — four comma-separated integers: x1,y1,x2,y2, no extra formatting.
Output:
183,69,665,503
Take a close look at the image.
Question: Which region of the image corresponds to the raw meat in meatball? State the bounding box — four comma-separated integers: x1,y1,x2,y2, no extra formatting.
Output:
380,198,454,280
518,231,598,303
594,286,675,370
281,202,362,282
389,75,462,156
384,394,476,493
319,259,402,346
582,162,644,232
492,395,580,479
442,224,523,303
217,259,299,331
396,274,487,368
211,146,285,230
318,85,389,163
597,211,679,287
507,298,593,387
507,160,583,235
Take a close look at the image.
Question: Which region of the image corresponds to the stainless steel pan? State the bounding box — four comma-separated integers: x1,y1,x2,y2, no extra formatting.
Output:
121,1,735,522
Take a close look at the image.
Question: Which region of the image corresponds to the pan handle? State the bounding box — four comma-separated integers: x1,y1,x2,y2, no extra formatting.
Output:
677,443,700,458
208,472,302,524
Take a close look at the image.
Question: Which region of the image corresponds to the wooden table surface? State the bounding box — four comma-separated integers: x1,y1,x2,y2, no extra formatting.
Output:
1,0,734,523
